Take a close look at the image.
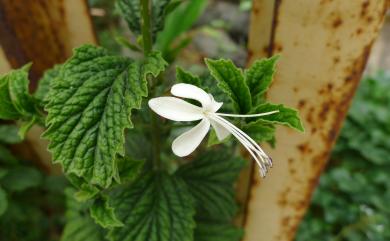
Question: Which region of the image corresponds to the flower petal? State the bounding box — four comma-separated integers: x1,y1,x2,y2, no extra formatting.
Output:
148,97,203,121
172,118,210,157
210,119,230,141
171,83,212,108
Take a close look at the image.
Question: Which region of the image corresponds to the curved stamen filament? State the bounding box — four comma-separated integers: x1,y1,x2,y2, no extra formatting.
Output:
210,115,271,176
216,110,279,118
213,115,272,167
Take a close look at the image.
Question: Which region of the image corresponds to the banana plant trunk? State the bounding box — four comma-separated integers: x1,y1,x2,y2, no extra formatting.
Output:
242,1,388,241
0,0,96,173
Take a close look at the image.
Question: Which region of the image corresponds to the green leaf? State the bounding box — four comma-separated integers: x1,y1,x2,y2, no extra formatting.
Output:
7,64,36,116
61,189,106,241
35,64,61,106
116,0,141,34
205,59,252,113
156,0,207,54
116,0,173,38
0,187,7,217
0,64,36,120
108,173,195,241
245,56,279,105
1,166,42,192
0,125,22,144
177,150,246,221
176,67,201,86
250,103,304,132
67,174,100,202
242,119,276,143
43,45,166,188
207,129,231,147
90,195,124,228
194,219,243,241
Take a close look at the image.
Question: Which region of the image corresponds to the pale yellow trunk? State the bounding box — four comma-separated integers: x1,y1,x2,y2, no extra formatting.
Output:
243,1,388,241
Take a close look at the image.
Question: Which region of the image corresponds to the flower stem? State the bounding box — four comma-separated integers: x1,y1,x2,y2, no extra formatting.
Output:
140,0,161,170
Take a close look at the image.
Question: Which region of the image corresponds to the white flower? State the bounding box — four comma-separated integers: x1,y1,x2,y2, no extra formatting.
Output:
148,83,278,177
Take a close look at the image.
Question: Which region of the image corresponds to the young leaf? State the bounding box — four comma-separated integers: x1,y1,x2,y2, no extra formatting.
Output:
61,189,106,241
205,59,252,114
67,174,100,202
250,103,304,132
245,56,279,105
177,150,246,221
194,219,243,241
90,195,123,229
108,173,195,241
242,119,276,143
176,67,201,86
0,64,36,120
43,45,166,188
0,187,7,217
156,0,207,54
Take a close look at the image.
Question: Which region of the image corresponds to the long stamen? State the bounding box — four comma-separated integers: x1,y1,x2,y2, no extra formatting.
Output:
210,115,271,176
212,117,267,176
213,114,273,166
216,110,279,118
214,115,271,169
214,115,270,158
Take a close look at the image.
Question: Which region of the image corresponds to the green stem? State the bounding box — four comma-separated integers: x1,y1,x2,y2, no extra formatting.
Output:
140,0,161,170
140,0,152,55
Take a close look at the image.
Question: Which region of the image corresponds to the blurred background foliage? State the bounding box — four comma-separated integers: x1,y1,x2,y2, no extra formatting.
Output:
296,72,390,241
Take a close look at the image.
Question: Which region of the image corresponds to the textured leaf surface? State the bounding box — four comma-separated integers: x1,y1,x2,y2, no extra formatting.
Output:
44,45,166,188
90,195,123,228
108,173,195,241
250,103,304,131
245,56,278,105
116,0,172,38
177,150,246,221
61,189,105,241
35,64,61,106
116,0,141,34
206,59,252,113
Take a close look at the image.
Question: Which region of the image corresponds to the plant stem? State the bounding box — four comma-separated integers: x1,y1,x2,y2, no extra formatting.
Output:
140,0,152,55
140,0,161,170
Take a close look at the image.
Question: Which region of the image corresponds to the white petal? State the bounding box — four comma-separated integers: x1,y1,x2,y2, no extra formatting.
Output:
210,119,230,141
171,83,213,108
172,118,210,157
148,97,203,121
208,94,223,112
